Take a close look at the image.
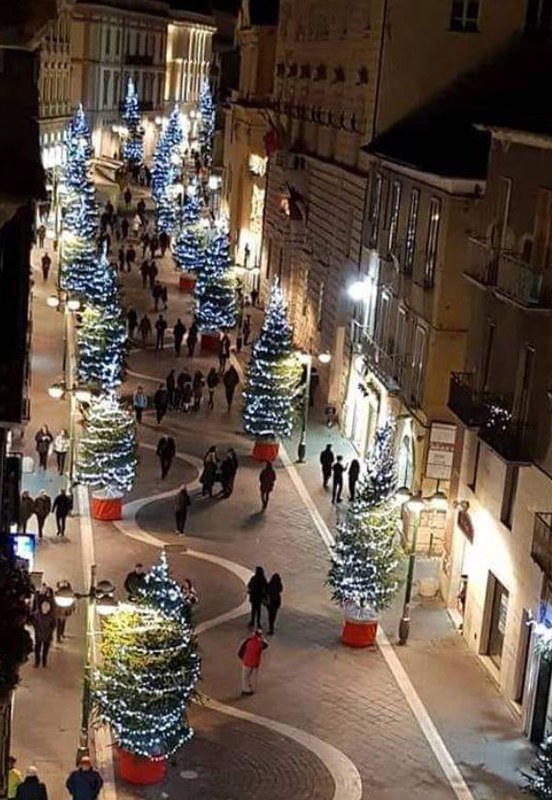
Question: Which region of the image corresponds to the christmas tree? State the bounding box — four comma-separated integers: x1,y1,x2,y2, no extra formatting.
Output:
242,281,301,439
63,241,118,308
194,224,236,331
121,78,143,167
156,185,179,236
66,104,92,163
93,605,200,759
165,103,184,152
327,420,403,613
173,186,206,272
77,392,137,494
77,304,127,391
136,551,195,624
524,737,552,799
198,79,215,164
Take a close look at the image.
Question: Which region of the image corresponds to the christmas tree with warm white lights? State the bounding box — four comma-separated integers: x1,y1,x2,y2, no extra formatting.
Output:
242,281,301,440
327,419,403,614
77,304,127,391
66,104,92,163
77,392,137,494
198,79,215,164
136,551,196,624
93,605,200,760
194,224,236,331
121,78,143,167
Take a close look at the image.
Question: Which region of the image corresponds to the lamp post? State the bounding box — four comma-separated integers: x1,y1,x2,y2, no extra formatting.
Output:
296,351,332,463
396,487,449,644
55,567,117,763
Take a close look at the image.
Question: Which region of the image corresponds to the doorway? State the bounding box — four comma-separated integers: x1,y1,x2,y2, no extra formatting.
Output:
487,575,509,669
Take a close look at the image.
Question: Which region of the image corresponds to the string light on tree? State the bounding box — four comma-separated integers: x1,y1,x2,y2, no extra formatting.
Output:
524,736,552,799
135,550,195,625
77,392,137,494
173,186,205,273
194,222,236,331
77,303,127,391
242,280,302,439
198,79,215,164
66,104,92,163
121,78,143,167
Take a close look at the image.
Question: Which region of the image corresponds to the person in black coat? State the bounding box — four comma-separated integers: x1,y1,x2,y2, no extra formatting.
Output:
124,563,146,599
52,489,72,537
16,767,48,800
320,444,334,489
153,383,168,424
348,458,360,501
35,425,53,471
166,369,176,408
206,368,219,409
220,451,238,498
156,436,176,480
66,758,103,800
187,321,198,357
222,365,240,410
200,452,217,497
32,600,56,667
174,485,191,534
155,314,167,350
266,573,283,635
173,319,186,356
247,566,268,629
126,307,138,339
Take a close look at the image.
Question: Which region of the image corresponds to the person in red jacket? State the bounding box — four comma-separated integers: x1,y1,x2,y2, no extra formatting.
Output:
238,629,268,695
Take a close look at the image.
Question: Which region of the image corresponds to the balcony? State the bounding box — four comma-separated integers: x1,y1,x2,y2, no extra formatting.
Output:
124,53,154,67
448,372,486,427
464,235,498,288
361,334,402,393
532,512,552,579
496,252,551,310
479,412,534,464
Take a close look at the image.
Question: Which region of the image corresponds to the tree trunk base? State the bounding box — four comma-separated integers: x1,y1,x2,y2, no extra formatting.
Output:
178,275,195,294
342,618,378,648
91,493,122,521
117,748,166,785
252,441,279,462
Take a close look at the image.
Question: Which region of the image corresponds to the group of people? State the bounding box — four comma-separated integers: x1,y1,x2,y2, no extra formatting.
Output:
199,445,239,499
20,488,72,538
34,426,70,473
320,444,360,503
28,580,75,668
8,755,103,800
238,566,283,695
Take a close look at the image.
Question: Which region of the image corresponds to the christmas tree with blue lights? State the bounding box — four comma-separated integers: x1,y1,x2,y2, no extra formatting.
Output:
66,104,92,162
93,604,200,760
524,737,552,799
156,186,179,236
77,304,127,391
327,419,403,614
137,551,196,624
198,79,215,164
195,224,236,331
121,78,143,167
63,241,118,308
173,188,205,272
77,392,137,494
242,281,302,440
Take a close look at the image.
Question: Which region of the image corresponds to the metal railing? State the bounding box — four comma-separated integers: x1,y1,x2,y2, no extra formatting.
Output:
497,252,548,308
465,235,498,286
362,333,402,392
448,372,486,427
532,512,552,579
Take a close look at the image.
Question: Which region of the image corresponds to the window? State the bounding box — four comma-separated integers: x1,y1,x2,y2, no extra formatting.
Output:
387,180,402,253
105,27,111,56
500,466,519,529
395,307,408,375
102,71,110,108
368,172,383,248
525,0,552,34
376,291,391,350
450,0,480,31
532,188,552,269
404,189,419,274
468,440,481,492
411,325,426,405
113,72,120,106
424,197,441,287
357,66,369,84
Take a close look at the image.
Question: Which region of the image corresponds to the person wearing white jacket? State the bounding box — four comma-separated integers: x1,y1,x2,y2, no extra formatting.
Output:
53,429,70,475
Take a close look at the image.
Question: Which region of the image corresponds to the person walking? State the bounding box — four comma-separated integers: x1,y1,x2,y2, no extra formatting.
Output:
153,383,168,424
187,321,198,357
138,314,152,347
348,458,360,501
192,371,204,411
238,628,268,696
32,599,56,667
218,334,231,371
152,281,163,311
156,436,176,480
175,485,191,534
160,285,168,310
118,245,125,272
148,260,158,289
320,444,334,489
37,224,46,248
222,365,239,410
35,425,53,471
123,186,132,208
121,217,130,240
52,489,72,537
219,452,235,498
266,573,283,635
159,230,169,257
126,306,138,339
34,491,51,540
331,455,347,504
200,452,217,497
173,318,186,355
247,566,268,628
124,563,146,600
53,429,70,475
40,252,51,282
19,490,35,533
206,368,219,409
149,234,159,259
242,314,251,346
259,462,276,510
166,369,176,408
125,244,136,272
155,314,167,350
15,767,48,800
66,757,103,800
54,580,74,643
8,756,23,800
250,287,259,307
133,385,148,423
181,380,192,412
140,260,150,289
182,577,198,605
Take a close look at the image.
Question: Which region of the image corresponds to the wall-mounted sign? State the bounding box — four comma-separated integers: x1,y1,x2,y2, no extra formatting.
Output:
457,510,474,543
426,422,457,480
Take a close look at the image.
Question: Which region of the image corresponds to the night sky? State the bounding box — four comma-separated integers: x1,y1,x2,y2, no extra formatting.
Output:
169,0,240,12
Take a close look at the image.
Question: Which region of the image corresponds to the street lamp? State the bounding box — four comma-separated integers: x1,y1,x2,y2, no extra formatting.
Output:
55,566,117,761
397,488,448,645
296,351,333,463
348,279,373,302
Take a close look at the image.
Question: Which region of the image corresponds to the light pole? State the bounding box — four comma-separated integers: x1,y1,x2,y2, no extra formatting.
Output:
396,487,448,644
296,351,332,463
54,568,117,763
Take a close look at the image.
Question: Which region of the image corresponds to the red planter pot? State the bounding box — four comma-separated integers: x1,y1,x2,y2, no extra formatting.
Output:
252,440,279,463
91,493,122,521
117,748,167,785
178,275,196,294
341,617,378,648
200,332,220,353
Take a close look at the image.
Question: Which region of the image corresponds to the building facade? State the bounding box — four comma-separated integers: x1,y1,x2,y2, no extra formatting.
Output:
223,0,279,276
165,12,215,113
447,127,552,738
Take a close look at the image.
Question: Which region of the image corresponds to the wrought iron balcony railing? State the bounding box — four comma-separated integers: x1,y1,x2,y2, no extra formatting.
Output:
362,333,402,393
464,235,498,287
496,252,550,309
532,512,552,579
448,372,486,427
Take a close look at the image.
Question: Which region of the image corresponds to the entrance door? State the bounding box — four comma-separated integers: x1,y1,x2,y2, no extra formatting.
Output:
488,577,509,668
